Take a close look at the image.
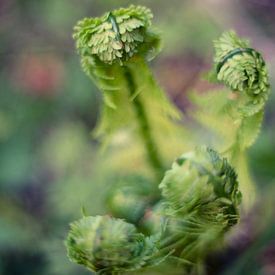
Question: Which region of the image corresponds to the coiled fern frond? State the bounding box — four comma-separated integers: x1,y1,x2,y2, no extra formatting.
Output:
193,30,270,151
73,5,159,65
73,5,161,110
190,31,271,208
73,5,185,182
212,30,270,151
214,31,269,117
66,215,167,274
159,147,241,266
160,146,241,218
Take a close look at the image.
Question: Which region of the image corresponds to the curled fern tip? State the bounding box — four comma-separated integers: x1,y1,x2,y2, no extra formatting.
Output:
214,30,270,117
73,5,159,65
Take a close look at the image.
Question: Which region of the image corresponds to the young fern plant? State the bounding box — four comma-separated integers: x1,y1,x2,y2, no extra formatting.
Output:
190,31,270,207
212,31,269,159
73,5,183,182
66,5,270,275
158,147,241,271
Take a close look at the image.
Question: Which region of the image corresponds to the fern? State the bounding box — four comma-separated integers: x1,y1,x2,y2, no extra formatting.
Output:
190,31,270,208
214,31,269,148
66,215,168,274
193,31,269,152
158,146,241,271
73,5,184,182
65,6,271,275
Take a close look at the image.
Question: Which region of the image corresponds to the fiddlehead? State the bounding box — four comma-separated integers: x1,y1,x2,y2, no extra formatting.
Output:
159,147,241,268
190,31,271,208
73,5,159,109
73,5,156,65
66,215,167,274
191,31,270,152
213,31,270,151
73,5,183,181
214,31,269,117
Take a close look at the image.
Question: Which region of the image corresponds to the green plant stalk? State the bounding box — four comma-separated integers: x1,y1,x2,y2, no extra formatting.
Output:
123,65,165,182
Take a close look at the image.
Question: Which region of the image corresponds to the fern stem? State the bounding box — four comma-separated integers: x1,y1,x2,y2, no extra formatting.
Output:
123,65,164,182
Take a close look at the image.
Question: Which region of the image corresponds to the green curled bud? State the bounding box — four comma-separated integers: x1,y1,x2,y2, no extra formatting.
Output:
73,5,160,64
158,147,242,265
159,146,241,226
106,175,155,224
214,31,270,116
66,215,165,274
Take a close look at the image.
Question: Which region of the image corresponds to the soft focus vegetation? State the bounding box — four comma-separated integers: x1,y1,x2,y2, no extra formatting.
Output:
1,1,275,274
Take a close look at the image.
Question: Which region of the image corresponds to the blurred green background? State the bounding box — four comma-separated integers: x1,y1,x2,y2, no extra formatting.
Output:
0,0,275,274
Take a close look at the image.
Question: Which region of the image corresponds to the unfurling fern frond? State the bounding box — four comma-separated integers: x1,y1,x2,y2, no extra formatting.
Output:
73,5,158,65
66,215,168,274
192,31,270,152
73,5,161,108
73,5,185,181
214,31,269,117
159,147,241,267
190,31,270,208
73,4,163,113
213,31,270,150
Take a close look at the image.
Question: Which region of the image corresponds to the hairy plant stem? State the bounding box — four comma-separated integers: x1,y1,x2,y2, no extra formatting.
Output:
123,65,164,183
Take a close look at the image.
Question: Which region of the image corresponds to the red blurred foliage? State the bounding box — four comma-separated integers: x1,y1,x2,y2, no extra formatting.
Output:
13,54,64,97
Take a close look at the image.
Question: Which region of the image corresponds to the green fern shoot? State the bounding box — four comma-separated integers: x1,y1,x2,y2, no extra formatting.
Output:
65,5,271,275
